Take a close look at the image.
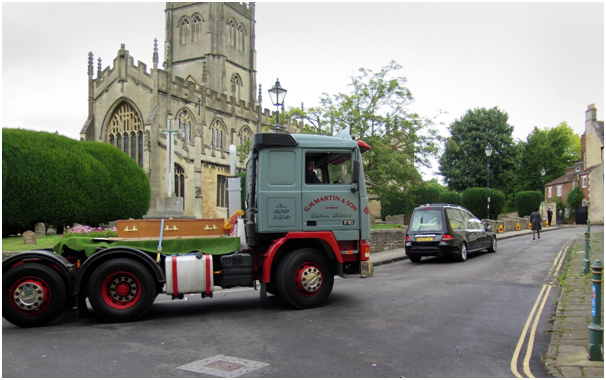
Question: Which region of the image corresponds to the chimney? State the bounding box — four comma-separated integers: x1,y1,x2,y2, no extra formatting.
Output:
586,103,597,125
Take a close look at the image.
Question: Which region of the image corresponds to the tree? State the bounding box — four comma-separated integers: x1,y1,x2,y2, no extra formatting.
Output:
439,107,518,196
515,122,580,193
312,60,439,199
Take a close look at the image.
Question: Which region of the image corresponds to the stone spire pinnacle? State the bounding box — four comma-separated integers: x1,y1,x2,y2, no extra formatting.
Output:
153,38,158,69
87,52,93,76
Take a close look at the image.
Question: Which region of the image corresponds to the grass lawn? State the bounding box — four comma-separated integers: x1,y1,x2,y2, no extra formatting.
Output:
2,235,64,251
371,224,402,229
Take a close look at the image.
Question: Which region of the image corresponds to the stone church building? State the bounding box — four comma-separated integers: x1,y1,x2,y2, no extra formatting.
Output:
80,2,300,219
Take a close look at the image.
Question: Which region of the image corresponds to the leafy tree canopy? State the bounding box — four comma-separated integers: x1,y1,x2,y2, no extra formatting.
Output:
439,107,518,195
514,122,580,193
286,60,440,199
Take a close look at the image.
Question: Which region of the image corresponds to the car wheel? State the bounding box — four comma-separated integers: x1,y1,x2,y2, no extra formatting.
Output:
455,242,468,262
487,236,497,253
408,254,422,263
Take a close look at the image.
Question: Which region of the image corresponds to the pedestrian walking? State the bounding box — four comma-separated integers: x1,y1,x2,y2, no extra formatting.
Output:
547,208,553,226
530,208,542,240
558,209,563,224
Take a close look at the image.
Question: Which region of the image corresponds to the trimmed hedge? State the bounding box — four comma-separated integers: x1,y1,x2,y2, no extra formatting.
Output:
380,192,407,220
461,187,505,220
439,191,461,205
515,191,542,218
2,128,150,235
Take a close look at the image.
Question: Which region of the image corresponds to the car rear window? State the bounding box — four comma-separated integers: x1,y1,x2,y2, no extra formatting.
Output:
409,209,444,232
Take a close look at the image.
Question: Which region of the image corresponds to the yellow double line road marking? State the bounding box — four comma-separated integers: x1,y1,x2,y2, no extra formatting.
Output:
510,237,577,378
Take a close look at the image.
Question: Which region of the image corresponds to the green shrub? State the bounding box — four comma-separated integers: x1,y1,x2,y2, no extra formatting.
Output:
461,187,505,219
439,191,461,205
515,191,542,217
2,128,151,235
380,192,407,220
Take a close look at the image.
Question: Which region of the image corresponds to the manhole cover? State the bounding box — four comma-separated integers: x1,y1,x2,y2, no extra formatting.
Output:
177,355,269,377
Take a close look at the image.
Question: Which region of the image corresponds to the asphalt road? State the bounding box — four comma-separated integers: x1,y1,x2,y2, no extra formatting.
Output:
2,227,583,377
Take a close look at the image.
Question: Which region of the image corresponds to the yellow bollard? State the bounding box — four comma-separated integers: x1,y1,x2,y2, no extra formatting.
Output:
498,225,504,233
528,222,532,229
516,223,521,231
545,220,549,227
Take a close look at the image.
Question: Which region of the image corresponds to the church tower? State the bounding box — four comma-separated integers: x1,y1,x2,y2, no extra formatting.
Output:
82,2,300,220
165,2,257,105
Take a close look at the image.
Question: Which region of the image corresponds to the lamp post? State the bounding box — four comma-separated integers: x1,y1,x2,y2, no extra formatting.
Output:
540,167,546,199
268,78,287,133
485,144,493,222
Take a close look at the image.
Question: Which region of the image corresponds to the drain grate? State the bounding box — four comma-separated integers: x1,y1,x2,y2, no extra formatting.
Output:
177,355,269,377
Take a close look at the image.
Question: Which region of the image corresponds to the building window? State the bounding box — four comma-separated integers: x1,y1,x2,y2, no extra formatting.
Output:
107,102,144,167
180,18,190,45
237,24,245,50
177,110,193,143
238,126,252,146
548,187,552,198
575,166,580,172
557,185,562,197
192,15,203,42
210,120,225,152
217,175,228,208
228,19,236,46
175,164,185,210
582,176,587,188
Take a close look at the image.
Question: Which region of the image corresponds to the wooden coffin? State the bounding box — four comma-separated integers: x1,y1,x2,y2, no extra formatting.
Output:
117,219,224,239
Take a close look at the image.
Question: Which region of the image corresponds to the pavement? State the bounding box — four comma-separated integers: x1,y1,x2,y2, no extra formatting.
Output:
370,225,605,378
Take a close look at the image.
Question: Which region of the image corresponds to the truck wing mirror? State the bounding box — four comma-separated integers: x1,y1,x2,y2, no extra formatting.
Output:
352,160,360,184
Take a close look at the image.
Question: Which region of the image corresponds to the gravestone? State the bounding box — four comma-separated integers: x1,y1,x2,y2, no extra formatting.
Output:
22,231,37,245
34,222,46,237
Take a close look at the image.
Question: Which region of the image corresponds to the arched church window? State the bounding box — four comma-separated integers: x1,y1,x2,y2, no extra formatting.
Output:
108,102,143,167
238,126,252,146
192,15,203,42
228,19,236,46
211,120,225,152
174,164,185,210
180,18,190,45
237,24,245,51
177,110,193,143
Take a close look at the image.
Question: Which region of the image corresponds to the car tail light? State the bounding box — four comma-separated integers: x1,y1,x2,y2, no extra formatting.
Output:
442,234,455,242
405,234,410,242
360,240,371,261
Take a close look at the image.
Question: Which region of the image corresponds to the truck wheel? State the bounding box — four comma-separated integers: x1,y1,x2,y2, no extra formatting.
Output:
87,258,155,323
2,263,67,327
276,248,334,309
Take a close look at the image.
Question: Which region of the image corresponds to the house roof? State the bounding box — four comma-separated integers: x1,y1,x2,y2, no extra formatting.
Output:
546,164,601,186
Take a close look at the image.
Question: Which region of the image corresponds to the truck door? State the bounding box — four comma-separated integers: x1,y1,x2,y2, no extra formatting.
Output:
302,150,361,241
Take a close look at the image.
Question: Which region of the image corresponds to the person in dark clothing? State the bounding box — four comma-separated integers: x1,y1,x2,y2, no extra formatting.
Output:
306,159,322,184
547,208,553,226
530,208,542,240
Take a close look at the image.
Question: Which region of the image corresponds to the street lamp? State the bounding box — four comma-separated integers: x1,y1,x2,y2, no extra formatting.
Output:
540,167,546,198
485,144,493,222
268,78,287,133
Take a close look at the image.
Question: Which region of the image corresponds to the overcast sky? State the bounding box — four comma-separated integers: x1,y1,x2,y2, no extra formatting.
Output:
2,2,604,180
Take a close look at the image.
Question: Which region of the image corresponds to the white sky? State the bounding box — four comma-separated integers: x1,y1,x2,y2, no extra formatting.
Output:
2,2,604,181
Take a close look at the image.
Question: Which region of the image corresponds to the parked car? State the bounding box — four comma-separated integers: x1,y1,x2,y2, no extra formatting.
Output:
405,204,497,263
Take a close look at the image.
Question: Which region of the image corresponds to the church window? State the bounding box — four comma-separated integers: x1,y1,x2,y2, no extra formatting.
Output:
123,133,129,156
177,110,193,143
175,164,185,210
217,175,228,208
192,15,203,42
228,19,236,46
211,120,225,152
180,18,191,45
107,102,143,167
238,126,252,146
237,24,245,51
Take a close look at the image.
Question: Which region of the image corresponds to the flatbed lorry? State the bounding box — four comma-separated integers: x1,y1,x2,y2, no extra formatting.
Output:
2,130,373,327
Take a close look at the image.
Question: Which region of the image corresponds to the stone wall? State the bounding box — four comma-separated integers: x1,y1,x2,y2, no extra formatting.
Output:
370,228,406,253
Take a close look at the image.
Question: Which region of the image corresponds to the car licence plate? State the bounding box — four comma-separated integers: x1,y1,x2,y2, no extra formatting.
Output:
417,237,434,241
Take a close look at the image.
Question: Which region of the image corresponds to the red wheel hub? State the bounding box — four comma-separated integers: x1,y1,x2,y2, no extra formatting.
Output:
101,271,141,310
294,262,323,296
10,277,50,315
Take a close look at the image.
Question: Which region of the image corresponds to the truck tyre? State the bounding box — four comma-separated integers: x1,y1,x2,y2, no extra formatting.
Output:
276,248,334,309
2,263,67,328
87,258,155,323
